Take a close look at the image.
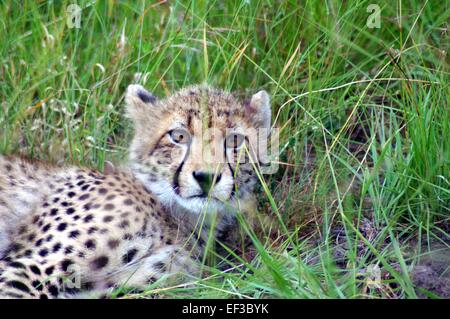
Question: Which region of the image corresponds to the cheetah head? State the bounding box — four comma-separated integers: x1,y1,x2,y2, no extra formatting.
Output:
125,84,271,216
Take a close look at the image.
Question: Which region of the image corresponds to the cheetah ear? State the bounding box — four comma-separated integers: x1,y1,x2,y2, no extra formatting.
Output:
246,90,271,128
125,84,158,122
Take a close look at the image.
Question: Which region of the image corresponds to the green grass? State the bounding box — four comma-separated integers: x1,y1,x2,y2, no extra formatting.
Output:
0,0,448,299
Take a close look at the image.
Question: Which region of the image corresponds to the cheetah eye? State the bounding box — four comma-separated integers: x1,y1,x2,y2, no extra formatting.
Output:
225,133,245,149
168,128,191,145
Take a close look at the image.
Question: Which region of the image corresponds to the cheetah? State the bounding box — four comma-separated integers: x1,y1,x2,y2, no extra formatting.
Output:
0,84,271,298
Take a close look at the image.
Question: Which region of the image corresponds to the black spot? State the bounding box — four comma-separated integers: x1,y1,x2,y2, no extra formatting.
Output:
32,280,43,291
122,249,138,264
63,286,80,295
38,248,48,257
42,223,51,232
1,256,11,262
66,207,75,215
79,194,90,201
10,243,23,251
64,246,74,254
154,262,166,272
107,239,120,249
57,223,67,231
98,188,108,194
81,184,90,191
29,265,41,275
14,271,29,279
40,293,48,299
87,227,98,234
8,262,25,270
69,230,80,238
84,214,94,223
7,280,30,293
60,259,74,272
47,285,59,297
118,220,130,229
85,239,96,250
103,216,114,223
123,199,133,206
18,225,27,234
67,191,76,198
52,243,62,253
90,256,109,270
104,203,115,210
123,233,133,240
45,266,55,276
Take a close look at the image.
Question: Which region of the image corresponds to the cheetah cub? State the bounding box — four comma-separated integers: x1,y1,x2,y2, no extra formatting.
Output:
0,84,271,298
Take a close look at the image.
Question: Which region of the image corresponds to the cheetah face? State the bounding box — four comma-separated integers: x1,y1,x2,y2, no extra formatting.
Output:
125,84,271,215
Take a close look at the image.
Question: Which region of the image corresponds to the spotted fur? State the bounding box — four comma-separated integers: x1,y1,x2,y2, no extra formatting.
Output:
0,84,271,298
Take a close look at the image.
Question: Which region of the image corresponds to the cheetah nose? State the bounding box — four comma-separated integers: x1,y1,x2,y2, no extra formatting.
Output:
193,171,222,194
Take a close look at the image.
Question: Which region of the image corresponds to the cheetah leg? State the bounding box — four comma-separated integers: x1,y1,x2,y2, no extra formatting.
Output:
105,246,199,291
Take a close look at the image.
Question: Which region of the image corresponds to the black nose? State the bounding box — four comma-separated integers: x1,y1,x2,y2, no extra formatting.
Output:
193,171,222,194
